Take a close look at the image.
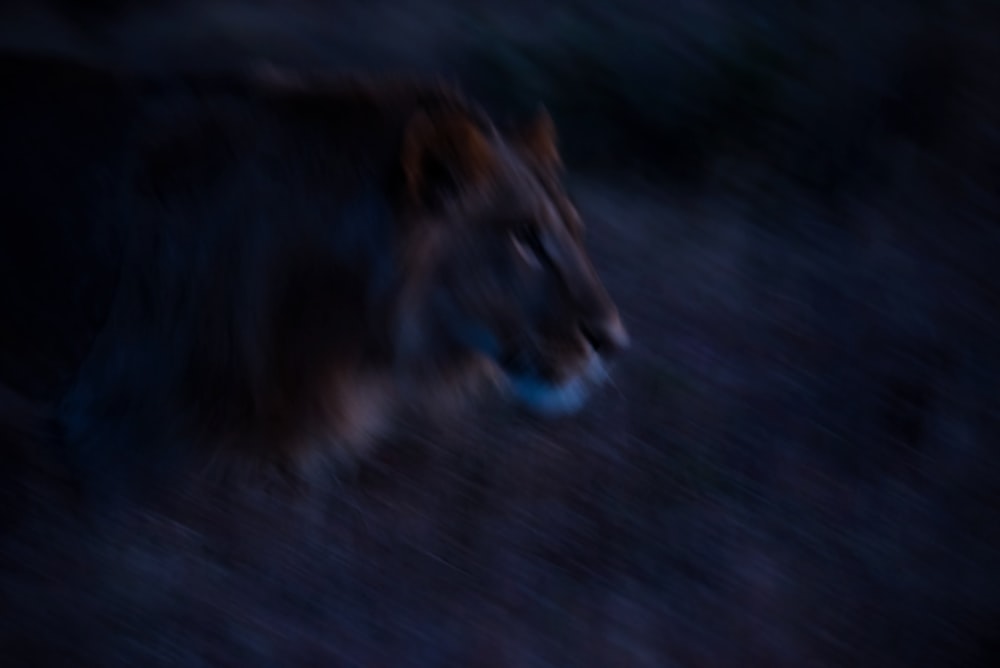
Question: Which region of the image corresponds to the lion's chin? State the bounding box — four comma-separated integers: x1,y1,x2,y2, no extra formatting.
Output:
502,354,609,418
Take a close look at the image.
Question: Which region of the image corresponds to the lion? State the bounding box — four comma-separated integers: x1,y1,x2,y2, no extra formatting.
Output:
0,50,628,482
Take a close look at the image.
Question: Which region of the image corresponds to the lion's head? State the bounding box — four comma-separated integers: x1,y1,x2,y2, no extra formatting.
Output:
390,103,629,417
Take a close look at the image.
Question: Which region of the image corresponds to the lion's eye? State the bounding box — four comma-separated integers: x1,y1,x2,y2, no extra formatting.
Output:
510,223,545,269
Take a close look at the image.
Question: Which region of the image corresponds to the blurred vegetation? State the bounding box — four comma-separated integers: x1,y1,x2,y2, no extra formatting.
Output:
4,0,998,199
451,0,997,195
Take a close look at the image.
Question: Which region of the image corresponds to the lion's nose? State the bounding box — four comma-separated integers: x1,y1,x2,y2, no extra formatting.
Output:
580,312,630,357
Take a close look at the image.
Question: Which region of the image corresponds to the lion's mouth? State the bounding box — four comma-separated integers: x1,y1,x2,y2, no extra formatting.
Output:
499,351,609,417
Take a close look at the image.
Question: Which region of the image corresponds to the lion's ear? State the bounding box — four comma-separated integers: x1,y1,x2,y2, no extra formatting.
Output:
512,107,561,169
401,111,497,209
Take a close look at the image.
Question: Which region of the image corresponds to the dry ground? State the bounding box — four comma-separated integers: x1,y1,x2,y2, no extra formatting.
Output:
2,177,998,667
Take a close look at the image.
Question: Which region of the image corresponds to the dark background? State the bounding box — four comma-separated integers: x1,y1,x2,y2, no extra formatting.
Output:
1,1,998,666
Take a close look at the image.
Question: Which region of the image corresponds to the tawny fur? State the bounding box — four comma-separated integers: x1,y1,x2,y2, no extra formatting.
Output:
0,49,626,483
